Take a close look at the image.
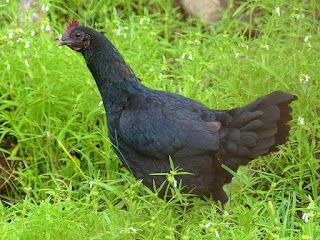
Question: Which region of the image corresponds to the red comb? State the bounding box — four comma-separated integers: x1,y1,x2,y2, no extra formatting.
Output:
65,19,80,31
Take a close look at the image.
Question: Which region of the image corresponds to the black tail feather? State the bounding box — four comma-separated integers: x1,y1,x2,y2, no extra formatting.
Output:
220,91,297,181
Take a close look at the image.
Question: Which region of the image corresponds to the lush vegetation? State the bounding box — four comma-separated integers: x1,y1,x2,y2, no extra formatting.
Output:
0,0,319,239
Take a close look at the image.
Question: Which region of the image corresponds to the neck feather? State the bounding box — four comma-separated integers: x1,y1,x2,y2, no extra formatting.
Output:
80,29,143,104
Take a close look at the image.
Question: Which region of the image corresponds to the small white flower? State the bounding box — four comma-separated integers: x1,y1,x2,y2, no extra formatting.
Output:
25,59,30,67
296,13,305,20
123,33,127,38
99,101,103,106
173,180,177,188
6,0,9,3
235,52,239,58
304,36,309,42
124,26,129,30
140,18,144,25
305,75,310,82
19,28,23,33
215,230,220,238
4,35,7,39
116,29,121,36
129,227,136,232
120,230,124,234
25,41,30,48
150,68,153,71
23,51,26,55
41,25,44,30
41,4,50,12
266,45,269,51
190,76,194,82
246,45,248,50
17,37,22,43
300,75,310,83
147,18,150,22
298,116,304,125
46,25,50,32
179,87,182,93
7,64,10,70
275,7,280,17
31,31,35,36
181,53,186,59
205,222,212,228
189,54,193,60
158,73,163,79
8,32,13,39
302,212,309,222
89,180,94,188
24,187,32,191
307,42,312,47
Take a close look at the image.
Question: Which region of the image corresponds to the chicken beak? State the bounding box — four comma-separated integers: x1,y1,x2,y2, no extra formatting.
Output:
56,39,69,47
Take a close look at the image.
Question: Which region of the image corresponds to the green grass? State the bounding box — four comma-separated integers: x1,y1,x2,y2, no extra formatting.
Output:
0,0,319,239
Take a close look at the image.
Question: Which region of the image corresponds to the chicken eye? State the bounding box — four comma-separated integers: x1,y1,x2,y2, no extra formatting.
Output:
75,32,81,38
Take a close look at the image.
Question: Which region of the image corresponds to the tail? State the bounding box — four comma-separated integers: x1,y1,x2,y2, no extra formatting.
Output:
219,91,297,182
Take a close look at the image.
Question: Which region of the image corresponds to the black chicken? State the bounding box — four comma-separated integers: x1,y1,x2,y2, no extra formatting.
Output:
57,20,297,203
